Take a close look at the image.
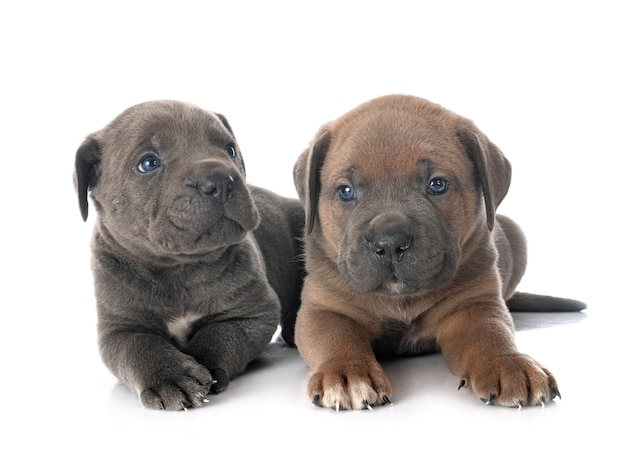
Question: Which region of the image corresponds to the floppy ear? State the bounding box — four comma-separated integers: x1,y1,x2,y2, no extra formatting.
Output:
293,130,331,234
215,113,234,136
74,136,102,221
457,125,511,231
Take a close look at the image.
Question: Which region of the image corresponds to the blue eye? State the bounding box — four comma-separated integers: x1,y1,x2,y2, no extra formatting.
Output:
224,143,237,159
428,177,448,195
138,155,162,173
338,185,356,201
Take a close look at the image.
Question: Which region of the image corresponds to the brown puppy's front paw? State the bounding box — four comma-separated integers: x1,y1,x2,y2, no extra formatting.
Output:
307,360,392,411
460,353,559,408
139,364,215,411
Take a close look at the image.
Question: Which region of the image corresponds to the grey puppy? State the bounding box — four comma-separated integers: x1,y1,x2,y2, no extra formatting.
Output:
74,100,304,410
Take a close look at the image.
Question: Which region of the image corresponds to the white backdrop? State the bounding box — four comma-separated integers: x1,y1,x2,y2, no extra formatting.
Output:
1,0,623,448
3,0,621,306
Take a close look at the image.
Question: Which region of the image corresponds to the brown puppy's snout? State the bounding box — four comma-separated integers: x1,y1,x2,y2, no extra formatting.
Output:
365,213,414,265
194,172,235,204
369,231,412,264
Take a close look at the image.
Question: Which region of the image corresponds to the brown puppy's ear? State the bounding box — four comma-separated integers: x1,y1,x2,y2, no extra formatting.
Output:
293,130,331,234
74,136,102,222
457,125,511,231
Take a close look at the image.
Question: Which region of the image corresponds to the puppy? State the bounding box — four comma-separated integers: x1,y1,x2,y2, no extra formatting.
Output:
75,100,304,410
293,94,586,410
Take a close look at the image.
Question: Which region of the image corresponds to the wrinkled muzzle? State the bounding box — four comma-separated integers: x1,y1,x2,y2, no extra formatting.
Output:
145,159,259,259
338,211,460,296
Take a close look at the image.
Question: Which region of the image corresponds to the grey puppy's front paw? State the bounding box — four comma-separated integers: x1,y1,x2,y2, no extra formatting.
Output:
207,368,229,394
139,364,215,411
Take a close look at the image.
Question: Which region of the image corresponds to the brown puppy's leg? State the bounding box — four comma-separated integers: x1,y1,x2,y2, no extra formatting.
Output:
439,218,561,407
296,304,392,410
437,296,559,407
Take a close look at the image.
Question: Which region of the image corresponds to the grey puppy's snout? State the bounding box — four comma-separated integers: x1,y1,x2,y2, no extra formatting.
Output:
196,173,235,204
187,161,237,203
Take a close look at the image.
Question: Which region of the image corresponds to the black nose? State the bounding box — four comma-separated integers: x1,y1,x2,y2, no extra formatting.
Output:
196,173,235,203
369,232,412,264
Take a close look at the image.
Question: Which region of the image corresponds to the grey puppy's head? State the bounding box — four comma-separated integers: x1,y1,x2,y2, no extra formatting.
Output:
74,100,259,264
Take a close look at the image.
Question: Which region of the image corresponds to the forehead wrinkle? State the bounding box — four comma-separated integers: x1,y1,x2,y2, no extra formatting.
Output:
416,158,434,183
355,144,425,181
150,133,167,150
144,117,232,155
207,129,233,149
326,162,361,187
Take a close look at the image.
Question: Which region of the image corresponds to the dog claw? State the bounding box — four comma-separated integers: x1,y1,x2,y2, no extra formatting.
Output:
362,400,373,411
551,388,561,400
538,396,546,408
334,400,340,412
458,379,466,390
196,392,209,404
382,395,392,405
481,394,496,405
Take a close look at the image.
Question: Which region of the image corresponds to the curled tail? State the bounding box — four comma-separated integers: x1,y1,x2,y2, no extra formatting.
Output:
506,292,587,312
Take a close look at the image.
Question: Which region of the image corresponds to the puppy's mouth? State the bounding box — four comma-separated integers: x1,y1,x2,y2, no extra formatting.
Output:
340,252,457,296
146,192,258,260
158,215,249,256
192,218,248,249
374,275,419,296
338,252,418,293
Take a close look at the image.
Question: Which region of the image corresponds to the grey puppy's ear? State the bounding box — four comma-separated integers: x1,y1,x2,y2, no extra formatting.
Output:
215,113,235,136
74,136,102,222
293,130,331,235
457,125,512,231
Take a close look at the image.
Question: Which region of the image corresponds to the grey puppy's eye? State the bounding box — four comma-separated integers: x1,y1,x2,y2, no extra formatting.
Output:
137,155,162,173
338,185,356,201
224,143,237,159
428,177,448,195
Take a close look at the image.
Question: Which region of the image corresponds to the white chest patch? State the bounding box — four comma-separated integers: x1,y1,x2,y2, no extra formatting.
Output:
166,312,203,346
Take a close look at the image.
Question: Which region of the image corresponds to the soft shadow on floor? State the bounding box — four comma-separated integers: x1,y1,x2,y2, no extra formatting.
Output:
512,311,587,331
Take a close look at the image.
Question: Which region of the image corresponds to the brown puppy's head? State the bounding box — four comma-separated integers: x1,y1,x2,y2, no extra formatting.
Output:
74,100,258,263
294,94,511,295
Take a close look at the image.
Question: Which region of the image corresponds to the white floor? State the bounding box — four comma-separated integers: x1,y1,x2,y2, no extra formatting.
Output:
2,2,624,450
6,303,619,449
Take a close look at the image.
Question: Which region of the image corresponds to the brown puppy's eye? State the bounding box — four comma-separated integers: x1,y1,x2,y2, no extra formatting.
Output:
338,185,356,201
428,177,448,195
224,143,237,159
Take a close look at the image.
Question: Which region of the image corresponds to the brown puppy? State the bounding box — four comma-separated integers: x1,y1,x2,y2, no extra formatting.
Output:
75,101,304,410
293,94,586,410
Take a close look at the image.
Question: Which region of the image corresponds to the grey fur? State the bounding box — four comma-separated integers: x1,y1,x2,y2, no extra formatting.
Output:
74,100,303,410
